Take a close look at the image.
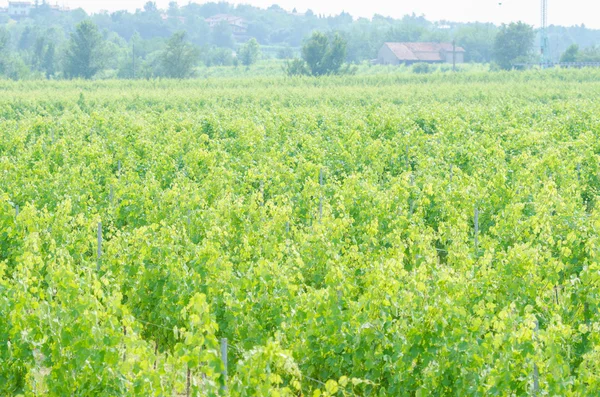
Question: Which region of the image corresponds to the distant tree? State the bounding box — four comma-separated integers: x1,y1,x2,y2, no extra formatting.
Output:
3,55,31,80
185,16,211,46
386,23,426,43
560,44,579,63
0,28,8,52
42,42,56,78
212,22,234,48
64,20,106,79
455,23,497,63
267,5,284,12
277,46,295,60
246,22,269,43
327,12,353,28
71,8,89,23
168,2,180,17
205,47,234,66
301,31,328,75
33,37,46,70
578,45,600,62
0,28,10,75
283,58,308,76
284,32,349,77
144,2,158,13
302,31,347,76
238,38,260,67
493,22,535,70
160,31,199,78
412,62,432,74
19,27,37,51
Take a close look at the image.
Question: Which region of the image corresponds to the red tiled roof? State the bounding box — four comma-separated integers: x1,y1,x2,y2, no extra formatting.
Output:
384,43,419,61
384,42,466,61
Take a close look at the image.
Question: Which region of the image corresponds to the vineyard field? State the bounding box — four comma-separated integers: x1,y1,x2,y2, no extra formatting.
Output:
2,70,600,396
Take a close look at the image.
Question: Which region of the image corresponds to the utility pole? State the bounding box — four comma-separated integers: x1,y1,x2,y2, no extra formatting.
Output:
540,0,549,66
132,41,136,79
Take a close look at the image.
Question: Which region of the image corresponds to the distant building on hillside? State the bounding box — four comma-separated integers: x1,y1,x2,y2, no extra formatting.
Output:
8,1,33,18
205,14,248,35
377,42,466,65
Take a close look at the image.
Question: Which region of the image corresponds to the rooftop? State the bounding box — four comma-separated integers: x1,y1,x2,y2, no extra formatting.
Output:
384,42,466,62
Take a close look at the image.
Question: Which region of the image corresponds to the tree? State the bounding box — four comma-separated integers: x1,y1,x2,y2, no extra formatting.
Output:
33,37,46,70
212,22,234,49
577,46,600,63
64,20,106,79
160,31,199,78
168,2,180,17
283,58,308,76
560,44,579,63
301,31,347,76
238,38,260,67
455,23,497,63
0,28,10,76
277,47,295,60
144,1,158,13
203,47,234,67
42,42,56,78
493,22,535,70
19,27,37,51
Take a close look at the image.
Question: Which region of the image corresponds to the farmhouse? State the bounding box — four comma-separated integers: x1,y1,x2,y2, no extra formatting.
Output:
8,1,32,18
378,42,466,65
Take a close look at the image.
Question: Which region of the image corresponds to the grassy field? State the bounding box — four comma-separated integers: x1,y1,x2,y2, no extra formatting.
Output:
2,69,600,396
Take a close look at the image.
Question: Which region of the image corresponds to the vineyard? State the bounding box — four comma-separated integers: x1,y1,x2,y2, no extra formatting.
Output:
2,70,600,396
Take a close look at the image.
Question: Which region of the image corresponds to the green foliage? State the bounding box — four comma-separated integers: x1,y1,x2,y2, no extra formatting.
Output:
203,47,234,67
64,20,106,79
577,45,600,63
455,23,498,63
412,62,432,74
277,46,295,60
3,3,600,80
212,21,235,49
2,55,31,80
301,31,348,76
3,69,600,395
493,22,535,70
0,27,11,75
560,44,579,63
159,31,199,79
559,44,600,64
232,340,302,396
238,38,261,67
283,58,309,76
285,31,351,77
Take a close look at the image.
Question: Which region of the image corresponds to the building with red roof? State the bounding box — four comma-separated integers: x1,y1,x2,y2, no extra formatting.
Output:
378,42,466,65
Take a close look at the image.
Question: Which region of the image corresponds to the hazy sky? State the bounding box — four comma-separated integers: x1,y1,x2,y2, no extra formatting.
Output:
9,0,600,28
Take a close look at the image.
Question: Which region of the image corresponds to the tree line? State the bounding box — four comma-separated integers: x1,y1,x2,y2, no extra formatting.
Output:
1,1,600,79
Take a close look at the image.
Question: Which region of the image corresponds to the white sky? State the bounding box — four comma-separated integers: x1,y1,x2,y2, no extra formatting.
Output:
6,0,600,28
